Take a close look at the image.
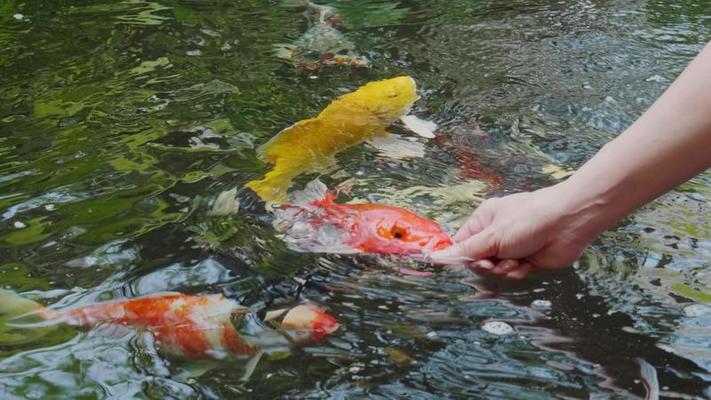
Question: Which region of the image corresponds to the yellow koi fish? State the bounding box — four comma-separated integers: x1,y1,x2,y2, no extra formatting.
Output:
245,76,417,202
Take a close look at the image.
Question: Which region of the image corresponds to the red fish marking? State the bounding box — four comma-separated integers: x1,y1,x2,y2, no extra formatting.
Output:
433,120,502,187
454,145,503,186
276,180,452,256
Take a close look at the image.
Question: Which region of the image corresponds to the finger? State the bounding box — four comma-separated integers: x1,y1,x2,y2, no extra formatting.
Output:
504,263,532,280
491,259,519,275
430,231,494,264
470,259,495,270
452,215,485,242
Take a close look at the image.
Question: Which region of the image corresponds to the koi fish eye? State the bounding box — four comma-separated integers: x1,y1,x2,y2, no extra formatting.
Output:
376,222,414,241
391,225,409,240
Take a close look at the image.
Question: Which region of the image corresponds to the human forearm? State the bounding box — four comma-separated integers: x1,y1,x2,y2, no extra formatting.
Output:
555,41,711,238
430,42,711,279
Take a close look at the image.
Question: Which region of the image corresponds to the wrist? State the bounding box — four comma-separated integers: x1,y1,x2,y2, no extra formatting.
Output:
546,174,623,241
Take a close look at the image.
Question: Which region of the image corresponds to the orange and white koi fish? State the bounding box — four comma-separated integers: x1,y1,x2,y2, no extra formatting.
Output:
274,0,370,71
274,180,452,256
0,290,338,362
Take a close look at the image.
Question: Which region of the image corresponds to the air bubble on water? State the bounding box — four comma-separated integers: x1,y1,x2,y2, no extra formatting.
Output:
531,299,552,310
13,13,23,20
425,331,438,339
13,221,26,229
482,321,514,335
186,50,202,56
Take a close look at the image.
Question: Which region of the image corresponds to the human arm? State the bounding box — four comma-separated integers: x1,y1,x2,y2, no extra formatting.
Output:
430,41,711,279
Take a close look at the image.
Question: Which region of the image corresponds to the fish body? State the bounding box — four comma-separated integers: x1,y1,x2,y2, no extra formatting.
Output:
274,1,369,70
2,291,338,361
246,76,418,202
432,124,502,188
275,180,452,255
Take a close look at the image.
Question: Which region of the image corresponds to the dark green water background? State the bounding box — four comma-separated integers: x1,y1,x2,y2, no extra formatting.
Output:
0,0,709,398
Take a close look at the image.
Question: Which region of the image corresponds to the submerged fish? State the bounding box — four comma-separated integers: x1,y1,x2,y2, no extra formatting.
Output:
274,180,452,256
246,76,418,202
274,0,370,70
0,290,338,362
432,122,503,188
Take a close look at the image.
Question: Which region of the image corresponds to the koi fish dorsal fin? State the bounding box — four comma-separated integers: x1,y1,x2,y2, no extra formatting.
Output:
290,179,335,205
257,118,324,163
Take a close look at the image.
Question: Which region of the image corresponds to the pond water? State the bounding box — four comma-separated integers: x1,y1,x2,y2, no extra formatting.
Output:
1,0,710,398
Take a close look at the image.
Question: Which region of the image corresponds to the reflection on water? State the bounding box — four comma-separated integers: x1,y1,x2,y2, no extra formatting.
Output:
1,0,709,398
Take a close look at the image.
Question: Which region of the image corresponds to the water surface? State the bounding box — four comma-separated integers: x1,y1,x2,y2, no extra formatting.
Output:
1,0,710,398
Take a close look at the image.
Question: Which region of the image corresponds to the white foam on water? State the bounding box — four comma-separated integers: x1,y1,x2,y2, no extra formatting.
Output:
482,321,514,335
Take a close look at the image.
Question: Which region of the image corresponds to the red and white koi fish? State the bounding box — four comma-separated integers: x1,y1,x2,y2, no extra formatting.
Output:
274,180,453,257
0,290,338,361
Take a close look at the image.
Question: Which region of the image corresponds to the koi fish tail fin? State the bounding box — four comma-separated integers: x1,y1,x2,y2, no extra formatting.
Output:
0,289,59,346
245,168,295,203
0,289,43,318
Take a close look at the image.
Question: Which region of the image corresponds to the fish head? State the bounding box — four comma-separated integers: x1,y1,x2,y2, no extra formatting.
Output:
347,76,417,122
354,205,453,255
266,304,339,343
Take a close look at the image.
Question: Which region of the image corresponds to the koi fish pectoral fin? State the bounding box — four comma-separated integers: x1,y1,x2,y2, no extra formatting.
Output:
171,360,221,381
288,178,330,205
240,350,264,382
399,115,437,138
367,133,426,160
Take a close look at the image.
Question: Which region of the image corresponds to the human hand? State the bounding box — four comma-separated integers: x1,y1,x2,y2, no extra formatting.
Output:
430,184,599,279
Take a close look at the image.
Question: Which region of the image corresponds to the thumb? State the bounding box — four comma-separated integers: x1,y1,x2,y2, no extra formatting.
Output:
430,230,495,264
